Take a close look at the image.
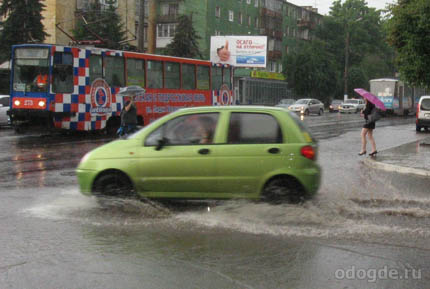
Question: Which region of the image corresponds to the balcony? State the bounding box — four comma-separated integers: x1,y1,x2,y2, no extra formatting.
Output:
260,8,282,19
158,14,178,23
297,18,315,29
259,28,283,40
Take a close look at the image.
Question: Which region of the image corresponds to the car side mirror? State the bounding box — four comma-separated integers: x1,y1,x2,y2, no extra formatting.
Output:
155,137,168,151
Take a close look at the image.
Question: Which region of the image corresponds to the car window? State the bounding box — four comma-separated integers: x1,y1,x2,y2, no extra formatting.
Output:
295,99,309,104
0,96,9,106
145,113,219,146
421,99,430,110
227,112,282,144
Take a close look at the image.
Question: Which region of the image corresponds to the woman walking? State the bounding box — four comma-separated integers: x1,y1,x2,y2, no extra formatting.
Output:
359,98,377,156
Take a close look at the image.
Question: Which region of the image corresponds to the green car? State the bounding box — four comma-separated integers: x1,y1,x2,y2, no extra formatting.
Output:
76,106,320,203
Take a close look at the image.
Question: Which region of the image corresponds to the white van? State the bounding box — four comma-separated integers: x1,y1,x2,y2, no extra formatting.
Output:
416,96,430,131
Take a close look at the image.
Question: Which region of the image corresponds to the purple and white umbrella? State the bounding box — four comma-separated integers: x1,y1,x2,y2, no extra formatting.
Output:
354,88,386,111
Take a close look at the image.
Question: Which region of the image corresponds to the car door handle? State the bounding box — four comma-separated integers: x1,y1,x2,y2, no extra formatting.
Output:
268,148,280,154
198,148,210,155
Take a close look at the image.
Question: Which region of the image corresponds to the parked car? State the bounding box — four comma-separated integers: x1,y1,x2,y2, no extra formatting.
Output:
329,99,343,112
339,99,365,113
416,95,430,132
77,106,321,203
275,98,295,109
288,98,325,115
0,95,10,127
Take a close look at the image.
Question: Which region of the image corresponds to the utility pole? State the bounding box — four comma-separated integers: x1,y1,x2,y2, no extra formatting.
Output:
147,0,156,54
137,0,145,51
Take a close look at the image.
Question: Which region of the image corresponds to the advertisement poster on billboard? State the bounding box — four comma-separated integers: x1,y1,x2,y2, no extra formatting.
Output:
210,36,267,67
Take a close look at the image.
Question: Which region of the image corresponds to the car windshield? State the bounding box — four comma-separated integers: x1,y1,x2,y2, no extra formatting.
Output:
345,100,359,104
295,99,309,104
13,47,49,93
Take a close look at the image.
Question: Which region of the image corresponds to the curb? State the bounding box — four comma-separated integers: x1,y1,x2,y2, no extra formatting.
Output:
363,157,430,177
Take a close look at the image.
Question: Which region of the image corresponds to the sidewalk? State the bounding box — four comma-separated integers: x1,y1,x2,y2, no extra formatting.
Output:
363,136,430,176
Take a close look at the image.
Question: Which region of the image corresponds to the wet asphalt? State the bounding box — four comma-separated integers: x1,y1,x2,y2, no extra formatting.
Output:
1,112,430,289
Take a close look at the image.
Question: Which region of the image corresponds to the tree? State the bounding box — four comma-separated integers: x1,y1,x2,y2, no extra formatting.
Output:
387,0,430,87
284,40,338,103
73,2,126,50
312,0,394,97
164,15,202,59
0,0,48,60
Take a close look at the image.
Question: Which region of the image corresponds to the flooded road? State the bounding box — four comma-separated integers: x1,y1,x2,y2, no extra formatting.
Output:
1,113,430,288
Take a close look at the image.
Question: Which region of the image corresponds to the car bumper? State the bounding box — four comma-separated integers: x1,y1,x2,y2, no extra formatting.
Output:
417,119,430,126
296,166,321,195
76,168,98,195
339,107,357,113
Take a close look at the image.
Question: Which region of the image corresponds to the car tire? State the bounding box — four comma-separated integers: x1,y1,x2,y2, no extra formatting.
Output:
416,125,421,132
304,109,309,116
261,177,306,204
319,108,324,115
93,171,135,197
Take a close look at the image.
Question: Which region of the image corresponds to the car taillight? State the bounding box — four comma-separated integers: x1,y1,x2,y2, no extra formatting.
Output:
417,103,420,120
301,145,316,160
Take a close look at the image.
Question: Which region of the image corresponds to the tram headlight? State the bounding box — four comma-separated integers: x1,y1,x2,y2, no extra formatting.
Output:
38,100,45,107
14,100,21,106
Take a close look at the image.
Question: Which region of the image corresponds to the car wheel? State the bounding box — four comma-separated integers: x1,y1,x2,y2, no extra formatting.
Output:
416,125,421,132
355,109,359,113
319,108,324,115
304,109,309,116
262,177,306,204
93,171,135,198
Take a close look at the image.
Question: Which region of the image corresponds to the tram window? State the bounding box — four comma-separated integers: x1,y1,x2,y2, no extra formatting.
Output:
89,55,103,82
197,65,209,90
105,56,125,87
147,60,163,88
52,52,73,93
212,66,222,90
223,67,231,89
127,58,145,87
165,62,180,89
182,64,195,90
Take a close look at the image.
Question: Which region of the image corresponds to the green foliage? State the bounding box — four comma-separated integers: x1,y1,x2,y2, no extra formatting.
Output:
164,15,202,59
73,3,126,50
285,0,395,99
387,0,430,87
284,41,338,103
0,0,48,60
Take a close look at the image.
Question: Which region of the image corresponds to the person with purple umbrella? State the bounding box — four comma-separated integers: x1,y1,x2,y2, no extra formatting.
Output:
359,98,377,156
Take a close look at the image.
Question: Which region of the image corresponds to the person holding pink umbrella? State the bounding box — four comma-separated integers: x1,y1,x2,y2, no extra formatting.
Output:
354,88,386,156
359,98,377,156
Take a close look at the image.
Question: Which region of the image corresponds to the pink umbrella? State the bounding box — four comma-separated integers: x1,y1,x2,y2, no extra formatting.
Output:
354,88,386,111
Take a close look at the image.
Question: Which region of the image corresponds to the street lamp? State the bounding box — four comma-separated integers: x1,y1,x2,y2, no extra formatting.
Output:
344,17,362,101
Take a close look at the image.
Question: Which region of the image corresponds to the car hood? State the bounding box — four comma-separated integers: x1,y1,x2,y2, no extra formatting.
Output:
78,138,140,167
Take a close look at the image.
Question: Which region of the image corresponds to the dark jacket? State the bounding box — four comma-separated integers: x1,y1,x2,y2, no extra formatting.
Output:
121,100,137,125
363,101,375,121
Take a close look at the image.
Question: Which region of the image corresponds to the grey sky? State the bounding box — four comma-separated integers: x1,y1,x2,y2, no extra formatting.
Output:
289,0,397,15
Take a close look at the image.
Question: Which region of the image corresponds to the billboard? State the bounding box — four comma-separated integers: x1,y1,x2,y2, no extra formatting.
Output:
210,36,267,68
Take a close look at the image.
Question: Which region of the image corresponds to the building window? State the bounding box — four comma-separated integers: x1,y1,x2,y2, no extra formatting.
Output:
229,10,234,22
215,6,221,18
157,23,176,38
255,17,259,28
278,63,283,73
247,0,251,4
238,12,243,24
215,30,222,36
161,3,178,16
255,0,258,7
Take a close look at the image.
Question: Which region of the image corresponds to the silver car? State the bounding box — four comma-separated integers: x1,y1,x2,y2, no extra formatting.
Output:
288,98,325,115
0,95,10,127
275,98,296,109
339,99,365,113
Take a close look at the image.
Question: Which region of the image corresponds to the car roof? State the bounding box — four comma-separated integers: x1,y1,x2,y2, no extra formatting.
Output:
175,105,289,113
